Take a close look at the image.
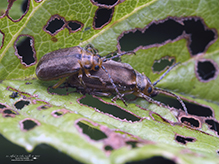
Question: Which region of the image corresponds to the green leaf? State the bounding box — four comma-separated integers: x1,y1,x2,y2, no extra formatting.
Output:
0,0,219,163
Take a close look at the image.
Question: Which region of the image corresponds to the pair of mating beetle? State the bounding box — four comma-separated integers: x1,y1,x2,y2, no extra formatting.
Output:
36,45,188,115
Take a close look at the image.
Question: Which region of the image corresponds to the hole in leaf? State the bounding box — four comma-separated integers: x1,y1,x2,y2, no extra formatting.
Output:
183,19,215,55
184,102,213,117
205,119,219,136
153,94,213,117
20,119,39,131
7,0,29,21
44,15,66,36
126,141,138,148
21,0,28,13
14,35,36,66
14,100,30,110
9,92,19,98
119,19,183,51
54,111,63,116
126,156,176,164
77,121,107,141
51,109,69,117
66,21,83,33
91,0,120,8
104,145,114,151
92,0,118,5
152,56,175,73
179,116,201,128
48,85,76,95
119,17,216,56
152,94,185,113
0,103,6,109
79,95,140,122
93,7,114,29
0,30,4,49
3,109,16,114
175,134,196,145
196,59,218,82
2,108,19,118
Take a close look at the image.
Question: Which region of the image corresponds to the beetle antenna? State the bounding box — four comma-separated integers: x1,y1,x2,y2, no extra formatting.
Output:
102,51,135,62
85,44,99,55
153,62,180,86
101,65,127,106
154,87,188,115
110,51,136,60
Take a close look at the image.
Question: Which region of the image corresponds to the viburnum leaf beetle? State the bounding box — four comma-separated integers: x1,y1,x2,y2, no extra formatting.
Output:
36,45,134,105
67,60,188,115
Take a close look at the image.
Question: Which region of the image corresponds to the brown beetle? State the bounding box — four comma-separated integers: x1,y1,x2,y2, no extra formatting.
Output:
36,45,133,83
67,60,188,115
36,45,133,105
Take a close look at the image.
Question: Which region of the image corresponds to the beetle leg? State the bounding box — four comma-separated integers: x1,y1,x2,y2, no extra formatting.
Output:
112,91,134,103
111,94,127,106
88,90,126,104
78,69,86,86
101,65,127,106
52,77,67,89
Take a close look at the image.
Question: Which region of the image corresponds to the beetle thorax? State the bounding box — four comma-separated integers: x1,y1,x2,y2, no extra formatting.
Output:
81,54,92,70
91,56,102,71
80,52,102,71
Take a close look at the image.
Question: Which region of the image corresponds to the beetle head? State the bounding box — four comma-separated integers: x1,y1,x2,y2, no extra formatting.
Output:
143,77,158,97
135,71,156,97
